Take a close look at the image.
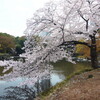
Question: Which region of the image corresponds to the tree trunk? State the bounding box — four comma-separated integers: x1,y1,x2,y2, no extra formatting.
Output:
59,33,99,69
90,33,98,69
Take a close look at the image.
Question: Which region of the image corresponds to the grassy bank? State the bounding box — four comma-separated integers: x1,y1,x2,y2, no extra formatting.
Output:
36,68,93,100
43,68,100,100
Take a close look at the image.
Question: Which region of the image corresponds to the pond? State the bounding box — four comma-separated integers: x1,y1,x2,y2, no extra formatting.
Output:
51,60,91,86
0,59,91,98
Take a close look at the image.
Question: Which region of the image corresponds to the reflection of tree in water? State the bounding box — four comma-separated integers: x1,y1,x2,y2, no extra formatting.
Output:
39,78,51,92
52,59,75,76
0,85,36,100
0,78,51,100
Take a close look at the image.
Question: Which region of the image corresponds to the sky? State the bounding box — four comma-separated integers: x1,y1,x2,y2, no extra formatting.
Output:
0,0,50,37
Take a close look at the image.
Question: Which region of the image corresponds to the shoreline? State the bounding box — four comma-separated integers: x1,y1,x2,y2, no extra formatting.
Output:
36,68,100,100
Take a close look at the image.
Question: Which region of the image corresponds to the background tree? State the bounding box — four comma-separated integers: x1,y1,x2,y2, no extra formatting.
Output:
15,36,25,55
0,32,25,55
0,85,36,100
75,40,90,59
0,32,15,55
75,37,100,59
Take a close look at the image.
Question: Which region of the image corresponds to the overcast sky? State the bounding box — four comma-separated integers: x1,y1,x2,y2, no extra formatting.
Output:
0,0,51,37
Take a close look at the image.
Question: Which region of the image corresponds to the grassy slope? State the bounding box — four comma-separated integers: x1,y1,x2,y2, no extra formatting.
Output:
35,68,95,100
44,68,100,100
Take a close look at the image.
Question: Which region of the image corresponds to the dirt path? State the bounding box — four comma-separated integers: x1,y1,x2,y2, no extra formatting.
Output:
42,69,100,100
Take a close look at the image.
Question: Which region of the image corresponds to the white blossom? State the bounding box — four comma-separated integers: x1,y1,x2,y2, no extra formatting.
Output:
0,0,100,85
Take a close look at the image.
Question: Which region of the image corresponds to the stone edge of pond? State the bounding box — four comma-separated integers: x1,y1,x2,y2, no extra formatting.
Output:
35,68,94,100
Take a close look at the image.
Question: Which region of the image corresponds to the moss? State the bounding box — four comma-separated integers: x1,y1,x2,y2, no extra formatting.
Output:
88,74,93,79
73,68,93,75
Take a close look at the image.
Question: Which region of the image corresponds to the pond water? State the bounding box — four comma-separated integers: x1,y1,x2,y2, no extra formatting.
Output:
0,59,91,98
51,60,91,86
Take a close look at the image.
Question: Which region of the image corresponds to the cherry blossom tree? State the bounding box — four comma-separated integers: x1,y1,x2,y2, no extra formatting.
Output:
0,0,100,85
24,0,100,68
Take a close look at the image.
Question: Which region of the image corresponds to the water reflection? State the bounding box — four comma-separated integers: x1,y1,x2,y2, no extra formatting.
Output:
51,73,64,86
52,60,75,76
0,77,25,96
0,85,36,100
0,59,91,99
0,79,51,100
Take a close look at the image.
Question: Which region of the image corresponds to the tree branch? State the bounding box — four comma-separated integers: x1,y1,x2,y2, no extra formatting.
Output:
77,10,89,31
58,40,91,48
